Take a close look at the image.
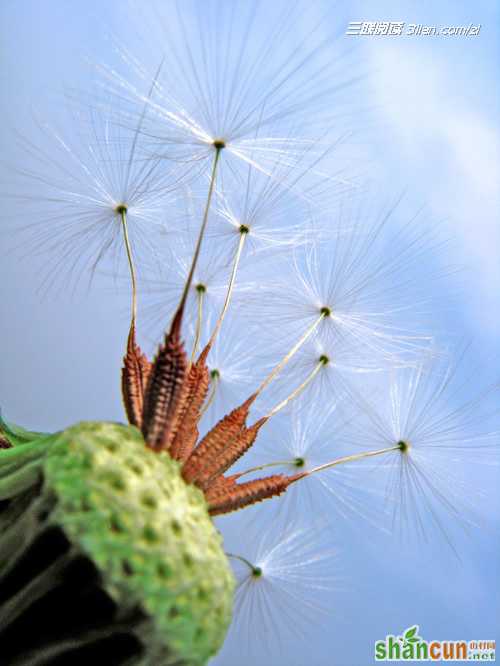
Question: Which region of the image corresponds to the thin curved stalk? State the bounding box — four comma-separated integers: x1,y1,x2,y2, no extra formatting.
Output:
119,208,138,331
191,288,205,361
208,231,247,348
176,147,222,322
255,312,325,396
200,372,220,418
234,460,298,480
304,446,401,478
226,553,261,576
264,359,324,419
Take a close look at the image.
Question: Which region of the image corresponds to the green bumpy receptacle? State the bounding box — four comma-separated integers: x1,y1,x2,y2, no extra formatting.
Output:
0,421,235,666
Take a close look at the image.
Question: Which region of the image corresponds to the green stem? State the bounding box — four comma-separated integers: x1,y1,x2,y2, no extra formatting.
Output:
0,459,45,500
226,553,261,576
1,552,74,631
0,417,48,447
0,438,52,473
0,492,53,577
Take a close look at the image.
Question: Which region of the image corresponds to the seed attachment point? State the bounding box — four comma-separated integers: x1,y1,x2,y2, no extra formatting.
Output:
115,203,128,215
213,139,226,150
195,283,207,294
397,440,410,453
320,306,332,317
239,224,250,235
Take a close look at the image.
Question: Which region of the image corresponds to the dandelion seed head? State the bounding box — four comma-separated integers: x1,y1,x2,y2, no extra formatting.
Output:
247,197,445,371
91,0,363,199
223,521,339,659
240,402,387,531
211,144,339,258
338,348,500,544
8,105,185,292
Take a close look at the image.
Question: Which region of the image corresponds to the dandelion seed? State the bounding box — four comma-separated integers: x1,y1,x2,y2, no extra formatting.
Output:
223,523,338,658
173,143,224,322
9,103,184,296
249,198,446,369
332,348,500,544
95,0,360,179
205,224,248,351
254,309,328,396
194,315,258,426
238,402,390,530
262,353,330,420
212,141,350,257
141,233,255,349
261,334,394,417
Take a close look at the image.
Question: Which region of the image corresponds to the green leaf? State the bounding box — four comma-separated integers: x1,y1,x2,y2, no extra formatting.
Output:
405,626,418,640
0,411,50,447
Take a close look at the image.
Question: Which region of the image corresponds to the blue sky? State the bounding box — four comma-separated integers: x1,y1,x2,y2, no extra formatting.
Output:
0,2,499,665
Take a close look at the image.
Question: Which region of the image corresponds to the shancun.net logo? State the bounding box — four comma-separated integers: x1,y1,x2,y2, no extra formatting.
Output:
375,625,496,661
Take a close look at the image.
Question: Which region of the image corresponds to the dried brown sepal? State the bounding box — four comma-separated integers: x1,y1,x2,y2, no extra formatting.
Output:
199,418,267,492
0,433,12,449
141,311,189,451
121,325,151,428
169,345,211,462
182,395,255,485
207,473,304,516
204,474,239,502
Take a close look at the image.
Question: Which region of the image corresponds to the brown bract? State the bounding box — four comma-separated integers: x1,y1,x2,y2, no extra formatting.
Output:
169,345,211,462
121,312,300,515
207,473,303,516
121,325,152,429
140,309,189,451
